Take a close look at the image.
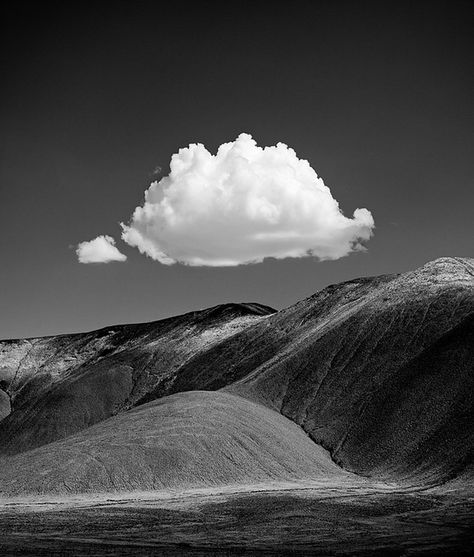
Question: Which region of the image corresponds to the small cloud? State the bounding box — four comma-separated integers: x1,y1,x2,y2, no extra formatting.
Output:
121,133,375,266
76,235,127,264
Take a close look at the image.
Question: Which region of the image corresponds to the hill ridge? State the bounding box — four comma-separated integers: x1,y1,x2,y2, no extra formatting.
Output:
0,256,473,489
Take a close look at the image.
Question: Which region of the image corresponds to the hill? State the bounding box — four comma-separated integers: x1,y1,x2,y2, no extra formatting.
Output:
0,303,274,454
0,390,349,496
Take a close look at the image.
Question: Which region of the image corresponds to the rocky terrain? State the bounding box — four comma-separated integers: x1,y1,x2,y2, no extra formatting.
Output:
0,303,274,454
0,256,473,555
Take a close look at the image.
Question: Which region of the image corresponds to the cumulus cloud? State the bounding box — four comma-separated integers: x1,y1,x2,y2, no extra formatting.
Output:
121,133,374,266
77,235,127,264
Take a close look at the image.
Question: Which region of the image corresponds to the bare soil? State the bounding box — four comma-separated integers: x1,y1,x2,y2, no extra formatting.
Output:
1,482,472,556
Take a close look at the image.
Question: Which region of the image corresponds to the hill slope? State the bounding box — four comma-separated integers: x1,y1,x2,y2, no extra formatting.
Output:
0,391,349,496
330,312,474,485
228,258,474,484
0,303,274,455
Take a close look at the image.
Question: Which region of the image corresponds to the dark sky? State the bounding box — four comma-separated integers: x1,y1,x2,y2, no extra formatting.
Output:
1,0,473,339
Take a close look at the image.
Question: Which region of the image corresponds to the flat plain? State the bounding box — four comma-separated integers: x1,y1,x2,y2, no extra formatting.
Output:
1,481,473,556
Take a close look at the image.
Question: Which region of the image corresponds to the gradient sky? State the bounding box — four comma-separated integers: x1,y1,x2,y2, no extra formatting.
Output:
1,1,473,339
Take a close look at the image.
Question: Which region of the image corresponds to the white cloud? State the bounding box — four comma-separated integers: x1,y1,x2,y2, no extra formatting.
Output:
121,133,375,266
77,235,127,264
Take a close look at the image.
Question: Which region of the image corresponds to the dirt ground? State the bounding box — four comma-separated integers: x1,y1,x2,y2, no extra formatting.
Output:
0,481,473,556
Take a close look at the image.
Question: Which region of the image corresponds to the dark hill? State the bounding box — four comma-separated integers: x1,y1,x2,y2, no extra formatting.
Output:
168,257,474,485
227,258,474,485
336,313,474,484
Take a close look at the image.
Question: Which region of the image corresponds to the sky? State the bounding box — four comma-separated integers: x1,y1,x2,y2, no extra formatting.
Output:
1,0,473,339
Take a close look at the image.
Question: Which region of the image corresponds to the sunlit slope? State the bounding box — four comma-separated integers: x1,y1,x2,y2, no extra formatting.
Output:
0,303,274,455
0,391,349,496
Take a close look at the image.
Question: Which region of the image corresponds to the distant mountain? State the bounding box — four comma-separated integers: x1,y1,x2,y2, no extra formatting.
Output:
0,257,473,494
